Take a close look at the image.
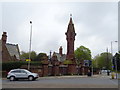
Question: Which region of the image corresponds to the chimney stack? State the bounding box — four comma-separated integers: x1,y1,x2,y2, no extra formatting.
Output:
2,32,7,44
59,46,63,56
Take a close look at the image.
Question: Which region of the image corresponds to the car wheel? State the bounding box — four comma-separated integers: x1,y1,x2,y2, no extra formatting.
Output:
10,76,15,81
28,76,34,81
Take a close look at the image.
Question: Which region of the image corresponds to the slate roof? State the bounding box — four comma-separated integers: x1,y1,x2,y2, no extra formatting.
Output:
0,40,2,61
54,53,66,62
5,43,20,59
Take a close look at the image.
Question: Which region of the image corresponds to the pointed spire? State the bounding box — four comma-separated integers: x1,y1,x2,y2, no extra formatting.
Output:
69,14,73,24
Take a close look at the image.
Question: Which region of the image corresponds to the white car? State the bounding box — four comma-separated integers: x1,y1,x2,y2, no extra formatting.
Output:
101,70,108,73
7,69,39,81
101,70,111,75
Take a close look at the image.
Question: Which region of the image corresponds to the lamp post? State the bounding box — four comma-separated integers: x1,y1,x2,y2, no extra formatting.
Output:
111,41,118,79
28,21,32,70
111,41,118,56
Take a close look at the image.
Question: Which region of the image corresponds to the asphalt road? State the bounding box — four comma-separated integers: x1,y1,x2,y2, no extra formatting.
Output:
2,75,118,88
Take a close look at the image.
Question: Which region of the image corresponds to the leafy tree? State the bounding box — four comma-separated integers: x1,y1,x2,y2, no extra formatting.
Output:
92,55,99,68
20,51,37,61
35,53,47,61
30,51,37,61
93,52,112,70
20,51,29,59
74,45,92,65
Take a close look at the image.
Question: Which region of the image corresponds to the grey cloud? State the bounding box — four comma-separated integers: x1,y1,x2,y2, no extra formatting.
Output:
1,2,118,57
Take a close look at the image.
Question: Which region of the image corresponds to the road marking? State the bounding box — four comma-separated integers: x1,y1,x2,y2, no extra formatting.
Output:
110,79,118,85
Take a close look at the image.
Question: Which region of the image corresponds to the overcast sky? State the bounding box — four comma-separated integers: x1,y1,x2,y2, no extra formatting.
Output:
0,2,118,58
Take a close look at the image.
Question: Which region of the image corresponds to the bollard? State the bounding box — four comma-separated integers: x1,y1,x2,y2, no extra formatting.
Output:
111,72,115,79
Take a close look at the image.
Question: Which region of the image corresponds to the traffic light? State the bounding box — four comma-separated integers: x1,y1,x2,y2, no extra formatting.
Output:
89,60,92,66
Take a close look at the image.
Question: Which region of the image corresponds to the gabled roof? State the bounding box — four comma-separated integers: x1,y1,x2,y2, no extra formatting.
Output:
5,43,20,59
54,52,66,62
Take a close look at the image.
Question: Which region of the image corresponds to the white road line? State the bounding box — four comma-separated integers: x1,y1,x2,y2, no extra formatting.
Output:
110,79,118,85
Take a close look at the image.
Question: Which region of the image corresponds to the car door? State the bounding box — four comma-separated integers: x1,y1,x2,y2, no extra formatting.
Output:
20,70,28,78
13,70,22,78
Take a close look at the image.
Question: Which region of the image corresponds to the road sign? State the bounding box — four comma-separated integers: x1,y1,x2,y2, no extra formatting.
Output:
26,59,31,61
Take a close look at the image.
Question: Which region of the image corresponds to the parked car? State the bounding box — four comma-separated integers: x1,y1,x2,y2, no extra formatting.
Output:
101,69,111,75
101,70,108,73
7,69,39,81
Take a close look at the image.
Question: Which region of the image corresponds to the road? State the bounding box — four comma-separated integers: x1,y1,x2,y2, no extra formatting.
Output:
2,75,118,88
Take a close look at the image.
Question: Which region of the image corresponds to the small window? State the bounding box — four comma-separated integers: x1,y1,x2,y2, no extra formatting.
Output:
21,70,27,73
11,70,21,73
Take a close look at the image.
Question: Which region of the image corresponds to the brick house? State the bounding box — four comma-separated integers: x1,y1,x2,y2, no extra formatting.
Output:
53,46,66,62
1,32,20,62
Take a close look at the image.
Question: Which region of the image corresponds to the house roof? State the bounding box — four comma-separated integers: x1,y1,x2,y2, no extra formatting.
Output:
0,40,2,61
5,43,20,59
54,52,66,62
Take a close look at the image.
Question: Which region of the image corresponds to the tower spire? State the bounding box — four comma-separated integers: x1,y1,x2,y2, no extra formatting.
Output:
69,14,73,24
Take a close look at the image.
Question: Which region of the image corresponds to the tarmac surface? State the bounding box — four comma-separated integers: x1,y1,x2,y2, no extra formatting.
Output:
1,75,119,88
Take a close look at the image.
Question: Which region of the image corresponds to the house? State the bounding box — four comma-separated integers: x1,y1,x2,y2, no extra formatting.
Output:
53,46,66,62
1,32,20,62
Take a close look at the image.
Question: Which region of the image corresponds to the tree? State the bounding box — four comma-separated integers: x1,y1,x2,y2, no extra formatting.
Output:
92,55,99,68
74,45,92,65
35,53,47,61
20,51,29,60
20,51,37,61
30,51,37,61
93,52,112,70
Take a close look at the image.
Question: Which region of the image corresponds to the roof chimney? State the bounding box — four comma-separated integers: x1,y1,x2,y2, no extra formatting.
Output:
2,32,7,44
59,46,63,56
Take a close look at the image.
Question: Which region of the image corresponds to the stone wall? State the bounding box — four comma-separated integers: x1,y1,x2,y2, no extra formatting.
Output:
20,64,90,77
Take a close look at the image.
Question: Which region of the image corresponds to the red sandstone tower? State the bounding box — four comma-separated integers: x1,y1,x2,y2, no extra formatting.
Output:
65,15,77,75
65,15,76,61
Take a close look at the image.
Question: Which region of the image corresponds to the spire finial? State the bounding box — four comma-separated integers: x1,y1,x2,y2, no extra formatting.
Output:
69,14,73,24
70,14,72,18
30,21,32,24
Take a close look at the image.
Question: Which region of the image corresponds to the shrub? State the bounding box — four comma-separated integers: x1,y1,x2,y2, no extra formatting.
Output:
63,60,72,65
2,61,42,71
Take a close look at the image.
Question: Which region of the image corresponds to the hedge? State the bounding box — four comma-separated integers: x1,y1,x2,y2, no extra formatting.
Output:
1,61,42,71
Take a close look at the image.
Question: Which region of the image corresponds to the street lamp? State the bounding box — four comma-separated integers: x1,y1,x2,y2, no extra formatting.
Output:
28,21,32,70
111,41,118,79
111,41,118,55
